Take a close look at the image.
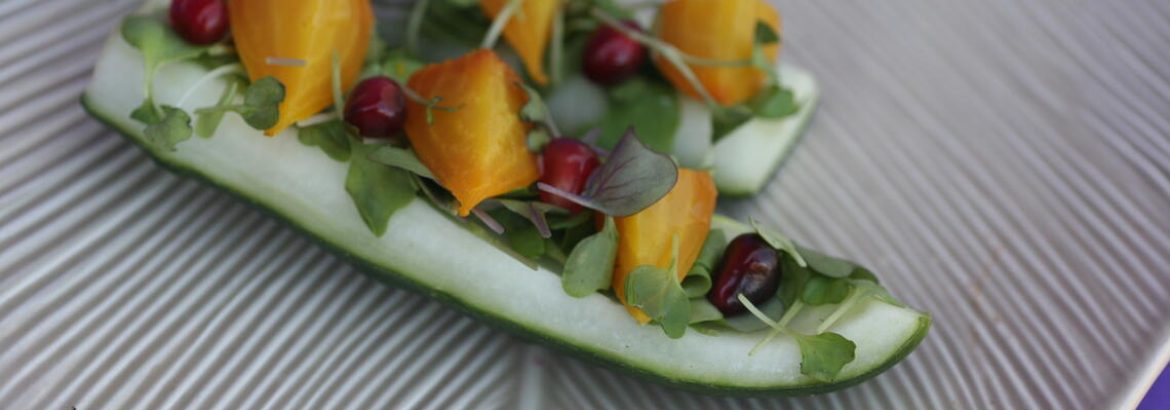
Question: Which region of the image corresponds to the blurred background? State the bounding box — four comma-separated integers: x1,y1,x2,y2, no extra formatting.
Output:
1,0,1168,408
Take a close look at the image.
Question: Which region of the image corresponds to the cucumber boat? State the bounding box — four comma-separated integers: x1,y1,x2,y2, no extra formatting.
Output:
82,0,929,395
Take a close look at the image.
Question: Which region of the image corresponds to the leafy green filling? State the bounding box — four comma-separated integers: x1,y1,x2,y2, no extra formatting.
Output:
345,142,418,237
625,237,691,338
561,216,618,297
115,5,903,383
121,14,283,151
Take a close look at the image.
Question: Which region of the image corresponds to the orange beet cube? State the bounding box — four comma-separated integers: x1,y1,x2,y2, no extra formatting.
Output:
655,0,781,106
404,50,540,217
613,169,718,323
228,0,372,136
480,0,559,85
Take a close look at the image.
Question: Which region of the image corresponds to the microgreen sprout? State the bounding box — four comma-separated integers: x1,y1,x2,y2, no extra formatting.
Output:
400,86,461,125
175,63,243,107
739,294,857,382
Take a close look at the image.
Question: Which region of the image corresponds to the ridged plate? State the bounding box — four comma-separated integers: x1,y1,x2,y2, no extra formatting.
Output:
2,0,1170,408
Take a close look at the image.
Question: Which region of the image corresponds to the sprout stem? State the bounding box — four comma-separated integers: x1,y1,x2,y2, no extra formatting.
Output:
406,0,433,55
175,63,243,107
481,0,524,49
549,2,566,85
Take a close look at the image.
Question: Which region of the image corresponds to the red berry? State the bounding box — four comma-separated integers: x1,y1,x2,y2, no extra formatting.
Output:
708,234,783,316
583,20,647,86
539,138,601,213
169,0,229,45
344,77,408,139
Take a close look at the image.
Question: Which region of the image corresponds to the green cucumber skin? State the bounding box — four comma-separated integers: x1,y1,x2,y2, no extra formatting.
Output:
81,92,927,397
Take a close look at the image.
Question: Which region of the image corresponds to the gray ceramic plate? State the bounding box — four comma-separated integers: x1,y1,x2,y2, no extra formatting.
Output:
2,0,1169,408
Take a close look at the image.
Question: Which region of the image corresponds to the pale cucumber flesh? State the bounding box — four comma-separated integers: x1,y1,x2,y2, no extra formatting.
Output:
543,65,820,195
82,28,925,394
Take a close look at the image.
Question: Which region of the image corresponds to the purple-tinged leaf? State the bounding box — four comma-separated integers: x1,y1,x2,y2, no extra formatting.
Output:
580,128,678,216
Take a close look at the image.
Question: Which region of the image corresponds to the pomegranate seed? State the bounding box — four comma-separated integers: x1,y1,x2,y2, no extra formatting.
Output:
344,77,408,139
708,234,783,316
539,138,601,213
169,0,229,45
582,20,647,86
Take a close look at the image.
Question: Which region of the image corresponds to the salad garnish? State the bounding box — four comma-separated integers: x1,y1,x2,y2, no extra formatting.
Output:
104,0,927,384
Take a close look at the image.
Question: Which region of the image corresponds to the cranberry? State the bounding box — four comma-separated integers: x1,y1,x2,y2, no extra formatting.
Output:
539,138,601,213
169,0,229,45
708,234,783,316
583,20,647,86
344,77,408,139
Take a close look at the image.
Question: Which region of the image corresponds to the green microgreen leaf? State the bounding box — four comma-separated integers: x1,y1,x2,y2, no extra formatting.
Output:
143,105,193,151
195,79,241,138
711,105,754,142
121,15,209,121
738,295,857,381
625,264,691,338
778,254,811,309
596,78,680,153
800,275,854,306
298,119,353,162
527,128,553,152
520,84,550,123
688,298,724,324
547,209,592,230
749,84,799,119
194,76,286,132
849,267,880,284
682,229,726,298
345,142,417,236
710,85,798,141
238,76,285,129
793,332,856,382
538,129,678,217
562,216,619,297
497,211,547,260
750,218,806,267
121,15,208,67
755,21,781,45
519,83,562,137
798,246,858,278
131,99,163,124
368,145,435,179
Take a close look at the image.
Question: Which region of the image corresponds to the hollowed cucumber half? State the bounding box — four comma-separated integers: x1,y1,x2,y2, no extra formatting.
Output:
82,27,926,395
